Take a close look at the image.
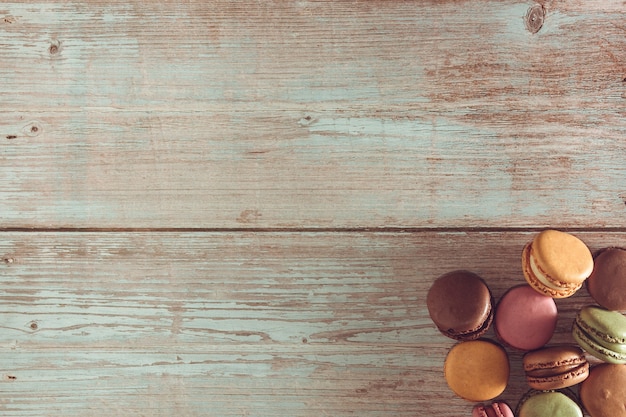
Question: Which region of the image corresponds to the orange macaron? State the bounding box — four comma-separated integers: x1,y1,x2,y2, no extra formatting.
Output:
521,230,593,298
444,339,510,402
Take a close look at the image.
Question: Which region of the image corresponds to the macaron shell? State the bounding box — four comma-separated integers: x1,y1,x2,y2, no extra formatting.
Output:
444,340,509,402
427,270,493,340
523,345,589,389
517,390,583,417
587,247,626,311
573,321,626,364
493,403,514,417
522,244,578,298
573,306,626,364
495,285,558,351
472,402,514,417
525,362,589,390
579,363,626,417
578,305,626,345
530,230,593,285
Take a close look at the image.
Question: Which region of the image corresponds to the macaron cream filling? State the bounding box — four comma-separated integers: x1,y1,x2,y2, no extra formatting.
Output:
529,253,565,291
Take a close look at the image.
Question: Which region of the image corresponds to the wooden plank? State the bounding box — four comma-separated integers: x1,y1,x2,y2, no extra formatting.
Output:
2,1,626,228
0,231,622,416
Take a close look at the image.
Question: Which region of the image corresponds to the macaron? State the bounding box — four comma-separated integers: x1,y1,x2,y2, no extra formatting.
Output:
587,247,626,311
494,284,558,351
572,305,626,364
516,389,583,417
444,339,509,402
521,229,593,298
522,345,589,390
427,270,494,341
579,363,626,417
472,402,514,417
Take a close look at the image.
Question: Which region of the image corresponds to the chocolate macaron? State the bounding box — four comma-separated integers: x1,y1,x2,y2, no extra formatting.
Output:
579,363,626,417
587,247,626,311
427,270,494,341
523,345,589,390
521,230,593,298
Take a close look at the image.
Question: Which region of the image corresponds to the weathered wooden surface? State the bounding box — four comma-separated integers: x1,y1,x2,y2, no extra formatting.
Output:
1,0,626,228
1,231,622,416
1,1,626,416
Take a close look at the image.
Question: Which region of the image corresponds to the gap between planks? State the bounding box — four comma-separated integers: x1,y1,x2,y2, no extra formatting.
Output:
1,227,626,234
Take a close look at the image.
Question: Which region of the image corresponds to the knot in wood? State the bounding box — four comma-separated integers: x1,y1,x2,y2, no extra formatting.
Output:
24,121,43,137
525,4,545,34
49,40,61,56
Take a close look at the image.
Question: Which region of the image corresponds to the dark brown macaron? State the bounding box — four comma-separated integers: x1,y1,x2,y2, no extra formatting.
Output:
427,270,494,341
587,247,626,311
580,363,626,417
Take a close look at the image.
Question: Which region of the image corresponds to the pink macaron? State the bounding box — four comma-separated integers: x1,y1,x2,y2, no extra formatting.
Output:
472,402,514,417
494,284,558,351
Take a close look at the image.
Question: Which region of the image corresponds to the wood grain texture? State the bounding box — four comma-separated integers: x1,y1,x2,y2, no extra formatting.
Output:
1,231,623,416
1,1,626,228
2,1,626,416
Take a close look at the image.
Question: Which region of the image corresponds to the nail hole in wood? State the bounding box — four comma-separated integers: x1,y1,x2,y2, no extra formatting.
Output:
29,322,38,331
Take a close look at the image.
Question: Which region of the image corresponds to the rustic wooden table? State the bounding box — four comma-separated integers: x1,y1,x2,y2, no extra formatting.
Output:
1,1,625,416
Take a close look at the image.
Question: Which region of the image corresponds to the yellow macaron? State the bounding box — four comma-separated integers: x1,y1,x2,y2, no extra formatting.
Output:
444,340,509,402
522,230,593,298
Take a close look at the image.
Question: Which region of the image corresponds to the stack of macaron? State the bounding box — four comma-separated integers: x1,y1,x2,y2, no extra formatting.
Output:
427,229,626,417
574,246,626,417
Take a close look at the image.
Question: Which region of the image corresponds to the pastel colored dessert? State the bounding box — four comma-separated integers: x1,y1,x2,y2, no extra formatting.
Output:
472,402,514,417
494,285,558,351
521,229,593,298
522,345,589,390
587,247,626,311
444,339,509,402
579,363,626,417
572,305,626,364
516,389,582,417
427,270,493,341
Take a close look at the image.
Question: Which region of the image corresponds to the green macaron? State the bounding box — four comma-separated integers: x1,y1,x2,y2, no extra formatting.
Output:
516,390,582,417
572,305,626,364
